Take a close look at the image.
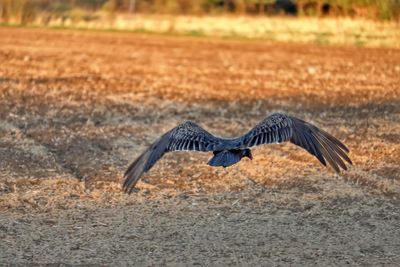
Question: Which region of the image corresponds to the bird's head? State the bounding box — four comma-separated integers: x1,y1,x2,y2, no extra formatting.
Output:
242,149,253,160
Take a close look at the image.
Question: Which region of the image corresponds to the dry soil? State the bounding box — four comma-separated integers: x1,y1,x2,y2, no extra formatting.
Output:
0,27,399,266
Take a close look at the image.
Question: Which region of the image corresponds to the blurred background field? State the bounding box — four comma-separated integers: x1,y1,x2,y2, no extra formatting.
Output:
1,0,400,47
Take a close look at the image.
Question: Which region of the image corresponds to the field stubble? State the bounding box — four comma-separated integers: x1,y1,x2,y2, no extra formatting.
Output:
14,14,400,47
0,28,399,265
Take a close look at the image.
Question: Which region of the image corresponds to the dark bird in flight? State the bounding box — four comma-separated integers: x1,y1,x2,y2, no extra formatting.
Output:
123,113,352,193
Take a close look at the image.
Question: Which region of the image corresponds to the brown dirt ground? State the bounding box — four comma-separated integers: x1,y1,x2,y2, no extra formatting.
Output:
0,27,399,266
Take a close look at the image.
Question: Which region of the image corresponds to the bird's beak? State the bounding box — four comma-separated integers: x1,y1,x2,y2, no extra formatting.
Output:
248,154,253,160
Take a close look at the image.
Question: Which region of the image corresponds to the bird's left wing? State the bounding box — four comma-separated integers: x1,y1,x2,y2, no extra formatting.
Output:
240,113,352,173
123,121,222,193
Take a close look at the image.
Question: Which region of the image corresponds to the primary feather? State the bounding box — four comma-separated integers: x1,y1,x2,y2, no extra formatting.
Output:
123,113,352,193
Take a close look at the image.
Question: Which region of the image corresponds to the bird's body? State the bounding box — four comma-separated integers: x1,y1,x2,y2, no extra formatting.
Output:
123,113,352,193
208,149,252,168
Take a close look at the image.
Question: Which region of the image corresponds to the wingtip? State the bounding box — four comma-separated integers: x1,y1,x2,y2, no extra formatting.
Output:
346,154,353,166
124,187,133,195
341,143,350,153
122,185,134,195
122,172,135,194
122,178,136,195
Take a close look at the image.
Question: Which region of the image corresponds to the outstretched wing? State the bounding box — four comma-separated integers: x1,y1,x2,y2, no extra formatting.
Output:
123,121,222,193
240,113,352,172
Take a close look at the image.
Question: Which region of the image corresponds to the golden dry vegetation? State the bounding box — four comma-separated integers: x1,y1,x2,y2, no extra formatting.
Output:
8,14,400,47
0,27,399,265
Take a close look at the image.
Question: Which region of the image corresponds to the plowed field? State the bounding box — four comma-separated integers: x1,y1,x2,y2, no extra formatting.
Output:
0,27,399,265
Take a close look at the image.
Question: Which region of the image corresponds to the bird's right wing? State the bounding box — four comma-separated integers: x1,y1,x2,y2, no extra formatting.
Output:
123,121,222,193
240,113,352,173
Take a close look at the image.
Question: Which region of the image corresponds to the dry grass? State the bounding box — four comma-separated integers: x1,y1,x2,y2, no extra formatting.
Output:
0,27,399,265
5,14,400,47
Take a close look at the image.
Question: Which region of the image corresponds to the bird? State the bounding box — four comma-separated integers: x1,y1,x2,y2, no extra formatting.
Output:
123,112,352,194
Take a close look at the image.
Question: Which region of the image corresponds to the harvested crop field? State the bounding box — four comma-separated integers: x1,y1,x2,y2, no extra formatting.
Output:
0,27,399,265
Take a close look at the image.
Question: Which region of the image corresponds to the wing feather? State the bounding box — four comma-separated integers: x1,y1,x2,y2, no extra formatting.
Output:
123,121,222,193
313,131,352,165
240,113,351,173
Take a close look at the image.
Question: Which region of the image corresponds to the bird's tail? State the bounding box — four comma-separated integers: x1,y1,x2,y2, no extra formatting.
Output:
208,150,241,168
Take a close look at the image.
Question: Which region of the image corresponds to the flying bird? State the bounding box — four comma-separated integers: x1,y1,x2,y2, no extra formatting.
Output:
123,113,352,193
